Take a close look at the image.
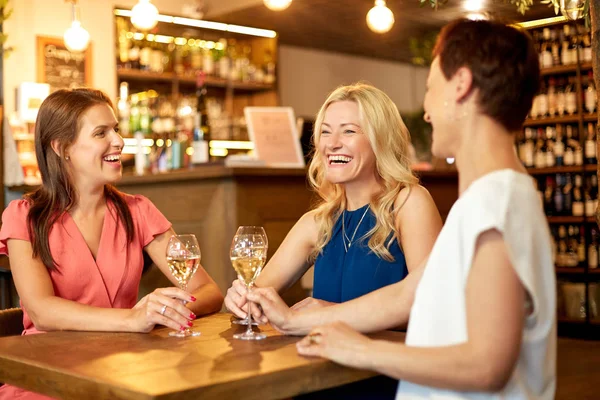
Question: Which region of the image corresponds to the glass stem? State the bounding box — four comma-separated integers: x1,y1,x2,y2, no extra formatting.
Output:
245,285,254,335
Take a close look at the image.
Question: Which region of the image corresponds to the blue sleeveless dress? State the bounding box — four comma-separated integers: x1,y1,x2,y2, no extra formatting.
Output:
313,204,408,302
304,204,408,400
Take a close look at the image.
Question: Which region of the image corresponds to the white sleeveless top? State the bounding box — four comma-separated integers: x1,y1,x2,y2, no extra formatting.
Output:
396,170,556,400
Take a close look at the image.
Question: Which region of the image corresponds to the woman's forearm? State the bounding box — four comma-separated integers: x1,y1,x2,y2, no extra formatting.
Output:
284,268,421,335
188,282,224,316
28,296,137,332
365,340,508,392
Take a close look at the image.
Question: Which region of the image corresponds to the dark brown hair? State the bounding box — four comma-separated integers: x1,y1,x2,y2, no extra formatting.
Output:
26,88,134,269
433,19,540,132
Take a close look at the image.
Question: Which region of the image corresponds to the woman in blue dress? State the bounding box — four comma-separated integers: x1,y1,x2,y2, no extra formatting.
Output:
224,83,442,398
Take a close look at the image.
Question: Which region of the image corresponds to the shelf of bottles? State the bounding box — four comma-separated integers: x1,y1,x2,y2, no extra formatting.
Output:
520,21,599,328
114,15,278,175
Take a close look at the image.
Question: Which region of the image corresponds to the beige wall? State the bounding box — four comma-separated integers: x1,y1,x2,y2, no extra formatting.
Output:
4,0,427,121
279,45,428,118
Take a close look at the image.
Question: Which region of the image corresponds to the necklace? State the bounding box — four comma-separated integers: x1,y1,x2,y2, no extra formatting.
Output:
341,206,370,252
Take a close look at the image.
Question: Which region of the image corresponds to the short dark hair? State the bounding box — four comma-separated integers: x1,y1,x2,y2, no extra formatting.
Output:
433,19,540,132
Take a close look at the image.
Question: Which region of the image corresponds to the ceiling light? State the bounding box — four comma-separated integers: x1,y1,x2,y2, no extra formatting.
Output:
63,1,90,52
466,12,487,20
131,0,159,30
560,0,585,20
263,0,292,11
463,0,484,12
366,0,395,34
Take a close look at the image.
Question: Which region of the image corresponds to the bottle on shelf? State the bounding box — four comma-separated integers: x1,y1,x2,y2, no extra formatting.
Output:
554,174,565,215
585,123,597,164
563,174,573,215
588,227,599,269
535,128,547,168
557,225,568,267
544,176,555,215
572,174,584,217
577,226,586,265
554,124,565,166
547,78,557,117
521,127,535,167
585,174,598,217
540,28,553,69
566,225,579,267
192,71,210,164
584,71,597,114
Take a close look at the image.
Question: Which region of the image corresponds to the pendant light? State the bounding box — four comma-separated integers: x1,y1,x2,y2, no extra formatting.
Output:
131,0,159,30
366,0,395,34
263,0,293,11
63,0,90,52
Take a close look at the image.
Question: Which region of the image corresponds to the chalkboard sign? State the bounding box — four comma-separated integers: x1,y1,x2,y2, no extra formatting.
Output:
36,36,92,92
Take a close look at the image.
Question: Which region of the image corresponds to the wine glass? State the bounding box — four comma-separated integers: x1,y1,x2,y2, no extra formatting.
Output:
230,226,268,340
166,234,201,337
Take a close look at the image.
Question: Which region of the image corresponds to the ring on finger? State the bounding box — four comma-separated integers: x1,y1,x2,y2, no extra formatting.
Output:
308,333,321,345
160,305,168,316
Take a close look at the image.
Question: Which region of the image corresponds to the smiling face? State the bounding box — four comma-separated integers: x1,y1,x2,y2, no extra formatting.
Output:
317,100,377,186
66,103,124,190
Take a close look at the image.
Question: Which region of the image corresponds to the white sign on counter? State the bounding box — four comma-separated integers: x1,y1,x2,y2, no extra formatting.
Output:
244,107,305,168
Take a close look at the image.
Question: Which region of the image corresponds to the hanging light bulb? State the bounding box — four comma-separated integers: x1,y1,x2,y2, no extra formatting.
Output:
263,0,292,11
560,0,585,20
63,1,90,52
366,0,395,34
131,0,159,30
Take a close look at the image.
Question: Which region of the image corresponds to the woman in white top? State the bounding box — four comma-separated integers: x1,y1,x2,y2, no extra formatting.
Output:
245,18,556,399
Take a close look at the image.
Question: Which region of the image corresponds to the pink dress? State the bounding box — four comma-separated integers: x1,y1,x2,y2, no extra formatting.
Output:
0,194,171,399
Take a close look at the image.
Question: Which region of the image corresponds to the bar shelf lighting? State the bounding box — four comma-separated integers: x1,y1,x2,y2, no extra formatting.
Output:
114,9,277,38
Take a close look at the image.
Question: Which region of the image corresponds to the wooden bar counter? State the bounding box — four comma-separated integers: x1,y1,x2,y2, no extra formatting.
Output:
0,313,405,400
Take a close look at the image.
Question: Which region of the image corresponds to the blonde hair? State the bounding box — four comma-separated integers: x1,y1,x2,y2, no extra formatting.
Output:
308,83,418,261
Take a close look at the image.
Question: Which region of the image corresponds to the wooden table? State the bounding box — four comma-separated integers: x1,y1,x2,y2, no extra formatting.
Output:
0,313,404,400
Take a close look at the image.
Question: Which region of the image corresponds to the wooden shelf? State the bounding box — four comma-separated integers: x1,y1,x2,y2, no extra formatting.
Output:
540,64,578,76
558,317,587,324
540,62,594,76
547,216,586,224
527,165,596,175
116,69,275,92
591,319,600,325
524,115,581,126
589,268,600,274
556,267,585,274
583,114,598,122
117,69,176,82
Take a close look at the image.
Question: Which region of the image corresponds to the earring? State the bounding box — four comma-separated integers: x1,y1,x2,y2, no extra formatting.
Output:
65,155,70,161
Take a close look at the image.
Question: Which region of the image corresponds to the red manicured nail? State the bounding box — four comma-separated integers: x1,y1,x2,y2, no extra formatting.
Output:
189,313,196,319
190,296,196,302
187,321,193,327
180,325,186,331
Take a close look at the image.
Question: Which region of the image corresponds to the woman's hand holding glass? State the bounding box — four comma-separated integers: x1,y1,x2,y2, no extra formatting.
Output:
224,278,259,325
166,234,202,337
230,226,268,340
132,287,197,333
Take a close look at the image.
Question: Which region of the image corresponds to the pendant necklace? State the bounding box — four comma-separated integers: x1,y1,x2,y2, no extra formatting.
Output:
341,206,370,252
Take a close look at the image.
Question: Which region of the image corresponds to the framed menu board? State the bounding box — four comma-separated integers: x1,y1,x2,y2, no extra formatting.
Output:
36,36,92,92
244,107,305,168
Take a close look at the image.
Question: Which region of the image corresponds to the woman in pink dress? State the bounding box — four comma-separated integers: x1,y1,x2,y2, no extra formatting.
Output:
0,88,224,399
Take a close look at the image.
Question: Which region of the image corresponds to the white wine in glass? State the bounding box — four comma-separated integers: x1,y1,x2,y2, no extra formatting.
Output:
166,234,201,337
230,226,268,340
